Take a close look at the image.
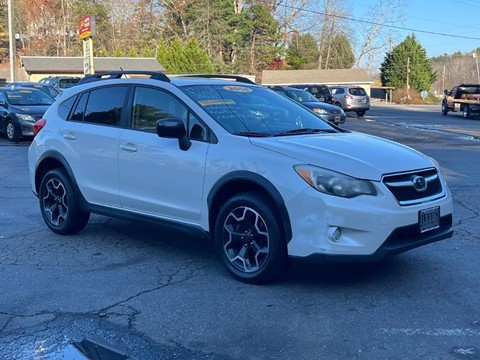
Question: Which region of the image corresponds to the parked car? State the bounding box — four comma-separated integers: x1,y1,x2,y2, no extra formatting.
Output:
28,71,453,284
290,84,334,104
269,86,345,124
0,88,55,142
6,81,60,99
329,85,370,117
38,76,81,92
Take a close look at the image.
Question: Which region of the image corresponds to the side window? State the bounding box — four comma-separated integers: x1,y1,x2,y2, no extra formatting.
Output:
132,86,207,140
84,86,128,126
58,95,77,120
132,87,179,132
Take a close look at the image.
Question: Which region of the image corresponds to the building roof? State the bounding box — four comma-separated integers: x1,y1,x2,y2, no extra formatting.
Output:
21,56,165,74
261,69,375,86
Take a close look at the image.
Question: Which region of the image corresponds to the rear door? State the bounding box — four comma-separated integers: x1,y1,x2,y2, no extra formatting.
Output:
59,85,129,207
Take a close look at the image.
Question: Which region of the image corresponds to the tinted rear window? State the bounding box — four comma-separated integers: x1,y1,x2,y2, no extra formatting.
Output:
349,88,367,96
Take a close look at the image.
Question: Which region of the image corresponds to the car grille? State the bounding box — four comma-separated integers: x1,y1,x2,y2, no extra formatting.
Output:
329,109,341,114
382,168,445,206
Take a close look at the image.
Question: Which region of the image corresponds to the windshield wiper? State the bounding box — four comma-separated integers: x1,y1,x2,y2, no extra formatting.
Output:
233,131,272,137
275,128,336,136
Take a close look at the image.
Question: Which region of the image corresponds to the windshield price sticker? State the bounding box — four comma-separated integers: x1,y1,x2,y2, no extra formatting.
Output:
419,206,440,233
223,86,252,93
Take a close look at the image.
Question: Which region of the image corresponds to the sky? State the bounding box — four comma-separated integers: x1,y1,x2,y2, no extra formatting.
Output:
352,0,480,59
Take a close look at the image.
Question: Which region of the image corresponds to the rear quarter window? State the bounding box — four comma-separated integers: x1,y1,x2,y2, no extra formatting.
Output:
57,96,77,119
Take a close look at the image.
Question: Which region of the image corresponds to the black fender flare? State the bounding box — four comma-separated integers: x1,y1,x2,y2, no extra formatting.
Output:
207,171,293,242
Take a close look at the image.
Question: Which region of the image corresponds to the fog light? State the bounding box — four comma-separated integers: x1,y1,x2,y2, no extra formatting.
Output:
327,227,341,242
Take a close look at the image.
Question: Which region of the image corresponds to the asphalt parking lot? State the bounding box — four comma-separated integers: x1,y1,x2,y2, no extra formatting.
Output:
0,103,479,360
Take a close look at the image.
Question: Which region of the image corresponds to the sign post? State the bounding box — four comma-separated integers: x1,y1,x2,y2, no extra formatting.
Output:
78,15,96,75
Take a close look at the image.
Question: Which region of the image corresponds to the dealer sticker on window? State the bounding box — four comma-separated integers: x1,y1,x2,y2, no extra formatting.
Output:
419,206,440,233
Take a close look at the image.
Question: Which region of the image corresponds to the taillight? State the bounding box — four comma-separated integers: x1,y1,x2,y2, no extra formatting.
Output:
33,119,46,136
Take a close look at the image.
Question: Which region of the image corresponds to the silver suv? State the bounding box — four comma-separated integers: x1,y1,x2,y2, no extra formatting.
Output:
329,86,370,117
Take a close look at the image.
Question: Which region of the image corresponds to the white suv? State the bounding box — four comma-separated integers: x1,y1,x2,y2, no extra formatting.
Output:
28,71,453,284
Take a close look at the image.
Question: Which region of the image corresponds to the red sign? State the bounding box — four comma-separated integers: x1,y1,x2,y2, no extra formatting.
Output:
78,15,96,39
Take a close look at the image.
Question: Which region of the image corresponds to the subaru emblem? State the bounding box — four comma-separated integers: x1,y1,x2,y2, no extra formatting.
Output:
412,175,427,192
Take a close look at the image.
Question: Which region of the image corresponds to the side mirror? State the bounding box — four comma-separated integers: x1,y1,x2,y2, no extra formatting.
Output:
156,117,191,151
444,89,450,96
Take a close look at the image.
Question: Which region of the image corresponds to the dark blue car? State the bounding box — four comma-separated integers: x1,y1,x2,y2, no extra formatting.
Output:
270,86,346,125
0,88,54,142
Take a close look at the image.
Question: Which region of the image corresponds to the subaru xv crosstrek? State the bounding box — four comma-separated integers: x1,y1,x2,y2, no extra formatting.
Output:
28,71,453,284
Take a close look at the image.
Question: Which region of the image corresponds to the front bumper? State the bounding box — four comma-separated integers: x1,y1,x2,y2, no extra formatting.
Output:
18,120,34,137
285,182,453,259
293,214,453,263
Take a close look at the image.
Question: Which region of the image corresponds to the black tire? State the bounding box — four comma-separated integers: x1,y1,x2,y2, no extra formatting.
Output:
214,192,288,284
38,169,90,235
6,120,20,143
463,105,471,119
356,110,366,117
335,102,342,108
441,101,448,116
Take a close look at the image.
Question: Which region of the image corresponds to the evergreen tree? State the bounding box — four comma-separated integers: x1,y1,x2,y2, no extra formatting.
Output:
156,37,215,74
380,34,436,92
286,33,318,70
328,33,355,69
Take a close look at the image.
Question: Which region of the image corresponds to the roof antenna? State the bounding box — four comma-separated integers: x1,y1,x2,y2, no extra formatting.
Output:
119,67,128,78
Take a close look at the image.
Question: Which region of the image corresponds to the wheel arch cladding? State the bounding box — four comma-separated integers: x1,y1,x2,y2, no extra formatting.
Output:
35,151,88,209
207,171,293,243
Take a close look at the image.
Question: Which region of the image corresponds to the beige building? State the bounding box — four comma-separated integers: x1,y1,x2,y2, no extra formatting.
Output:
18,56,165,82
261,69,375,95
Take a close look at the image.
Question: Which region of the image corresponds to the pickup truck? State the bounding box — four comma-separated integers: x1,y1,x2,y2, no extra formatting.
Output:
442,83,480,119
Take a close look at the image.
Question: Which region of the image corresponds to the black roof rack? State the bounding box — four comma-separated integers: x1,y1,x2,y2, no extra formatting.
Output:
77,71,170,85
178,74,256,84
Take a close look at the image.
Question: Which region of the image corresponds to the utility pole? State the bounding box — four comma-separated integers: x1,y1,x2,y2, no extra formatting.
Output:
7,0,15,82
442,65,446,91
473,50,480,83
406,57,410,99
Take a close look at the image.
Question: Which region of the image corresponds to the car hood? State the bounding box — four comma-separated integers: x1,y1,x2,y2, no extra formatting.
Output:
10,104,50,117
251,132,434,181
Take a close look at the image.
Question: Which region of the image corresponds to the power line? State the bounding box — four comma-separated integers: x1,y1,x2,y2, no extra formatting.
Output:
279,4,480,41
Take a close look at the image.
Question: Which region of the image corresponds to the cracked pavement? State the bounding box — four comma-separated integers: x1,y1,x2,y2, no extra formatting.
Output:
0,104,479,360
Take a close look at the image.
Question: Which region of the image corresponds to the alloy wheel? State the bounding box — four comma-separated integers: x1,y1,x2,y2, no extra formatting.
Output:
42,178,69,226
222,206,270,273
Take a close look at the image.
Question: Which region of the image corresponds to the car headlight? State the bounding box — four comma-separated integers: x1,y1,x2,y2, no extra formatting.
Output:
15,113,36,122
294,165,377,198
312,108,328,115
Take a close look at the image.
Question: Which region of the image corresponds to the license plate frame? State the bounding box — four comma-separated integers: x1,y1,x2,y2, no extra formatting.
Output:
419,206,440,233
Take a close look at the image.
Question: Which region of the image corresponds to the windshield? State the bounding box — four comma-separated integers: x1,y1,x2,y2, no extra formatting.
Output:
182,84,334,136
285,89,318,102
6,89,55,106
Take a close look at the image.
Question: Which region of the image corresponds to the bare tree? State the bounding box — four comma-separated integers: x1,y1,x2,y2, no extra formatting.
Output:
315,0,350,69
354,0,406,71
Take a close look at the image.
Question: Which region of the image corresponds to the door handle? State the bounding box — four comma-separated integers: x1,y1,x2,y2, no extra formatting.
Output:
63,133,77,140
120,144,138,152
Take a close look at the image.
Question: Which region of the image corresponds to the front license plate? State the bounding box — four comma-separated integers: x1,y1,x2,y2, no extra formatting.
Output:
335,116,340,122
419,206,440,233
